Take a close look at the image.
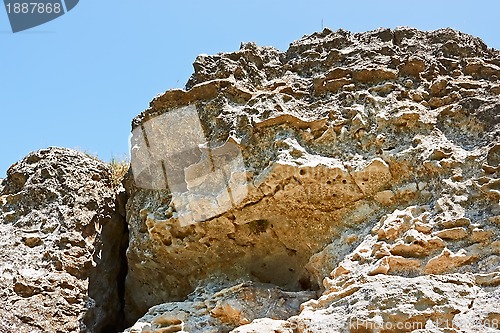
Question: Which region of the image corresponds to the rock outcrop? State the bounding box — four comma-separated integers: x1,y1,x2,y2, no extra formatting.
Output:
0,148,128,332
125,282,315,333
0,27,498,333
125,27,499,332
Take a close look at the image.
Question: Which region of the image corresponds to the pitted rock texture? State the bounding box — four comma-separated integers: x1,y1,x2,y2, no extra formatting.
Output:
0,147,128,333
125,282,315,333
125,27,500,331
234,273,500,333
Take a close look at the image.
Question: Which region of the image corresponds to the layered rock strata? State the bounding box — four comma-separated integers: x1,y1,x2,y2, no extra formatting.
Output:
125,27,499,332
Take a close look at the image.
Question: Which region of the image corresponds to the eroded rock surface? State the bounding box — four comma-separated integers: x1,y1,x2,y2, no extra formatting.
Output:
125,282,315,333
0,147,128,332
125,27,499,332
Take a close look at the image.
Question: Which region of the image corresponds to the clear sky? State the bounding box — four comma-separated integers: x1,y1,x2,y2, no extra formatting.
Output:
1,0,499,176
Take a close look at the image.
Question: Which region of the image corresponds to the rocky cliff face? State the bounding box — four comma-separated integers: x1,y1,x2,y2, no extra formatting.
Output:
0,148,128,332
125,27,499,332
0,27,499,333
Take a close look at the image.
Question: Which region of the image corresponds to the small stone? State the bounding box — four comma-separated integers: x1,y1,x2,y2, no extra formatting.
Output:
22,236,43,248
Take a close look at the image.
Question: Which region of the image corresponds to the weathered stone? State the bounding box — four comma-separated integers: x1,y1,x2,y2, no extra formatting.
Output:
0,147,128,332
124,282,315,333
2,25,497,332
124,27,499,332
238,274,497,333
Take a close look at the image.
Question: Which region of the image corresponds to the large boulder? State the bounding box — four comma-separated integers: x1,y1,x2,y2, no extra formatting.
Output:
0,147,128,332
124,27,499,332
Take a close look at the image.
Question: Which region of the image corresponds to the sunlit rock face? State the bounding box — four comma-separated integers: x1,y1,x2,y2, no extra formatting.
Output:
0,148,128,333
124,27,500,332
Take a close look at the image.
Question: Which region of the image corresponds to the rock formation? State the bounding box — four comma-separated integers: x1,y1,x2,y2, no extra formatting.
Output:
0,148,128,332
125,27,499,332
0,27,499,333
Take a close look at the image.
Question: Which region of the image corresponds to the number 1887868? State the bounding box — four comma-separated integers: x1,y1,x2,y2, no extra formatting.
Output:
6,2,61,14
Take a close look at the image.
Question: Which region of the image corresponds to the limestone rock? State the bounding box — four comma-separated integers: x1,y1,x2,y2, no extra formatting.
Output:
124,282,314,333
125,27,499,332
0,147,127,332
236,274,500,332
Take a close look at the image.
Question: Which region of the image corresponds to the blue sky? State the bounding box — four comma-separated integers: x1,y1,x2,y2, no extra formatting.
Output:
1,0,499,176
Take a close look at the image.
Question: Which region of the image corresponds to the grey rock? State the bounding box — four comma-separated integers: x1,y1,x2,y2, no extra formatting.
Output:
0,147,127,332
